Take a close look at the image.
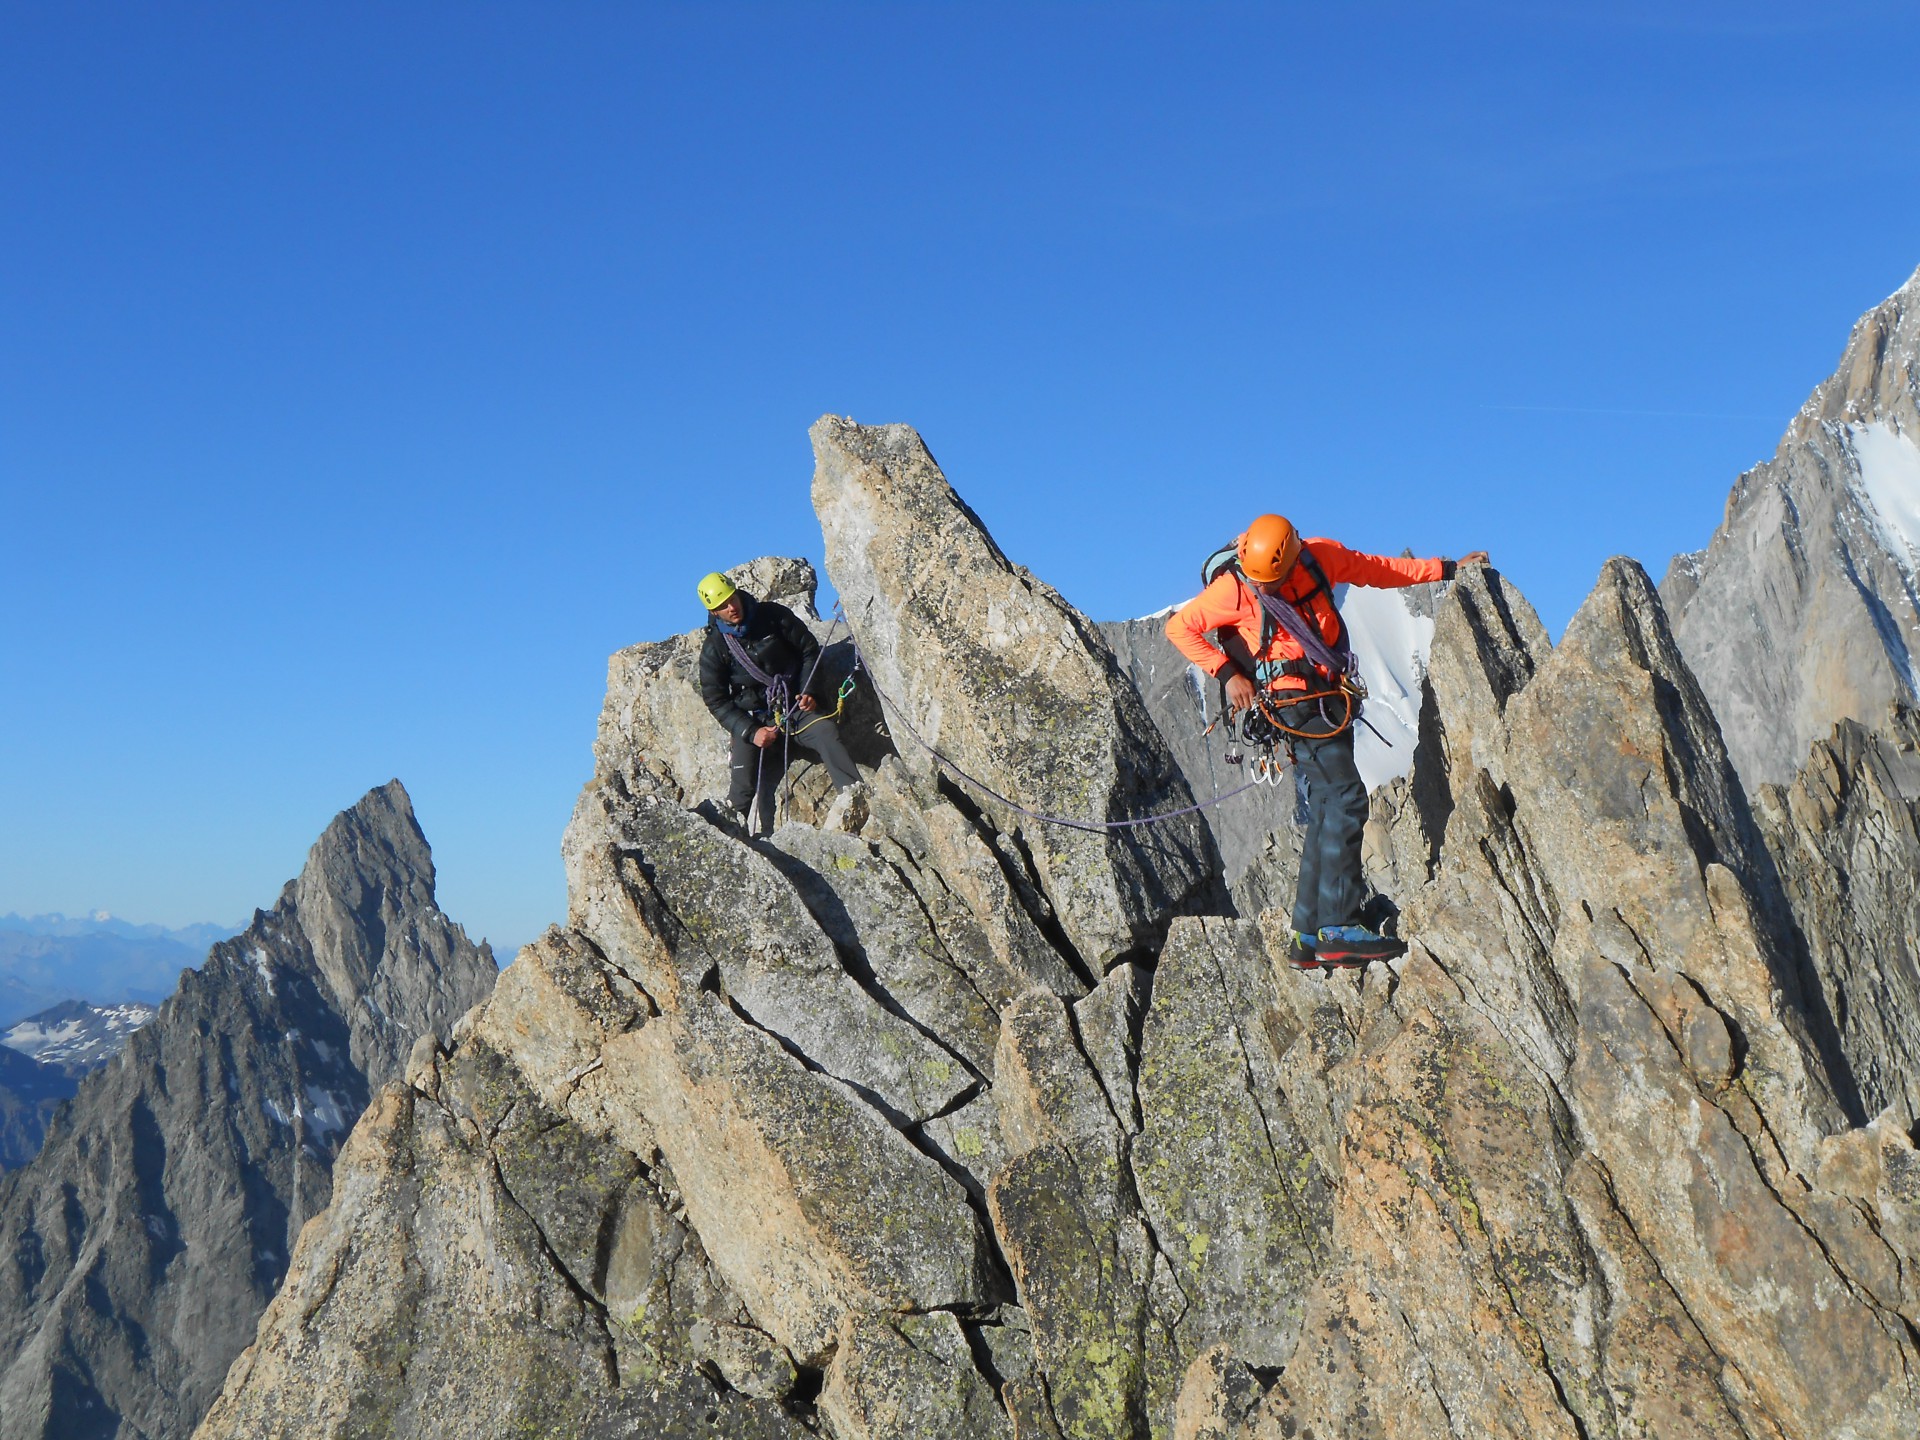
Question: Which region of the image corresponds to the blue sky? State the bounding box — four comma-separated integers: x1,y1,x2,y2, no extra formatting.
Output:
4,1,1918,957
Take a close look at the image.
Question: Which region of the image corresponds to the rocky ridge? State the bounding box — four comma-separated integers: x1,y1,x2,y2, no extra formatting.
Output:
198,423,1919,1440
0,780,497,1440
1665,264,1920,789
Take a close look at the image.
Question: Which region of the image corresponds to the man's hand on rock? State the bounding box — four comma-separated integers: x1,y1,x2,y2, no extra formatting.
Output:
1224,671,1256,713
795,693,817,713
753,725,780,748
1460,550,1491,566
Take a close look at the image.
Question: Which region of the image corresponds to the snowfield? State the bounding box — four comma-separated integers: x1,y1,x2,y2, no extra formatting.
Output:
2,1000,159,1073
1848,421,1920,579
1336,583,1434,790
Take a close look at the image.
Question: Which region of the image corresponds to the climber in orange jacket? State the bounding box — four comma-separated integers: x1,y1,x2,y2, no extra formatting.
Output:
1166,514,1488,969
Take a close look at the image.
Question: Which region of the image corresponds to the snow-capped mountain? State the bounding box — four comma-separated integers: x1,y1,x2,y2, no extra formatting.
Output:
1663,266,1920,788
1,998,158,1077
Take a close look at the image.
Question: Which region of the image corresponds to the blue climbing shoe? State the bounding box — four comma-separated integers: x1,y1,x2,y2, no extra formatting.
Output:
1285,931,1321,970
1314,923,1405,964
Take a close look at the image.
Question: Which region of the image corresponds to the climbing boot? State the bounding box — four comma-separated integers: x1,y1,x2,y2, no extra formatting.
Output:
820,781,870,835
1314,923,1406,964
1285,931,1321,970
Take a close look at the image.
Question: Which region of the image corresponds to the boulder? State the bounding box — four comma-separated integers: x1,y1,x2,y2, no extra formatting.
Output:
820,1312,1011,1440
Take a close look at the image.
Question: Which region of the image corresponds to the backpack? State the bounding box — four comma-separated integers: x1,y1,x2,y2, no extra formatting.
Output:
1198,539,1348,661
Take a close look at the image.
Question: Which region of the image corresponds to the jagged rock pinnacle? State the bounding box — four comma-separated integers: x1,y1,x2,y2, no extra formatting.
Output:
190,425,1920,1440
0,783,495,1440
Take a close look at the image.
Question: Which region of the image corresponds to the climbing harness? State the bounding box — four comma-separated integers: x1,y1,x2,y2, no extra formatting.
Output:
721,629,794,725
732,608,868,832
722,613,836,832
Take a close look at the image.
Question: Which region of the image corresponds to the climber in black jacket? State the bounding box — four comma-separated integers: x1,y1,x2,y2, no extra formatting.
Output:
696,571,859,835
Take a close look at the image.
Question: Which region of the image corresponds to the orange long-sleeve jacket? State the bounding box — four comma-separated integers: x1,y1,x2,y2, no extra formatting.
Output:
1164,539,1446,694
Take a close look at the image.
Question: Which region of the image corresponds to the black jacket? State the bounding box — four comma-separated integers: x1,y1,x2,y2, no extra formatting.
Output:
698,595,823,742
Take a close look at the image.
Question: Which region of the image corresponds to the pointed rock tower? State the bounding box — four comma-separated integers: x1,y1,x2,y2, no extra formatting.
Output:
0,781,495,1440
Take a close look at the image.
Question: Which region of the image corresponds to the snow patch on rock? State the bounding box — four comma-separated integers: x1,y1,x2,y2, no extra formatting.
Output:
1338,584,1435,790
1848,421,1920,578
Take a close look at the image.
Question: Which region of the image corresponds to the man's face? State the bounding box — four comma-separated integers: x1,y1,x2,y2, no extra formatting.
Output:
1252,570,1292,596
712,595,746,625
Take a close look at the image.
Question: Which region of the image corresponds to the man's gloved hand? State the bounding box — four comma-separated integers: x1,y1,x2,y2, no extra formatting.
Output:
1440,551,1492,580
753,725,780,747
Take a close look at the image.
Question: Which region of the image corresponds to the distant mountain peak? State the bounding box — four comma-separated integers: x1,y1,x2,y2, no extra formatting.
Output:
1789,268,1920,440
0,780,498,1439
1665,260,1920,787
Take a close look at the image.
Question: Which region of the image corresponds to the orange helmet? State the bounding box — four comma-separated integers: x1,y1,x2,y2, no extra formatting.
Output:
1237,514,1301,583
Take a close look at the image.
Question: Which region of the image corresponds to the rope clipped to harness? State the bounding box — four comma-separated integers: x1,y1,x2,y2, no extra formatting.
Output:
782,673,858,739
1248,684,1357,741
721,630,794,725
775,613,862,825
727,610,858,831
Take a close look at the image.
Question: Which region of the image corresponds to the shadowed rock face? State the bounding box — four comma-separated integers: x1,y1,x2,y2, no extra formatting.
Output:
0,1049,73,1171
0,781,496,1440
1753,706,1920,1128
1097,614,1305,918
1665,266,1920,790
196,423,1920,1440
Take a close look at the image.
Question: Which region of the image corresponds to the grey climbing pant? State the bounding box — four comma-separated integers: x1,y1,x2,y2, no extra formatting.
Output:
728,716,859,835
1285,712,1367,936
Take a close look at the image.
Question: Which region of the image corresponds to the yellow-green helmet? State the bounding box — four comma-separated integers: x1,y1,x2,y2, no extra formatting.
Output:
696,572,738,610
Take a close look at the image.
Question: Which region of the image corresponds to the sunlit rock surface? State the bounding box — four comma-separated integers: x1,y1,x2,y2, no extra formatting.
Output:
197,422,1920,1440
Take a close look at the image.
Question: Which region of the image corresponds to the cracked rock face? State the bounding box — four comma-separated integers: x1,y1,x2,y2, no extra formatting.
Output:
811,416,1217,969
1754,705,1920,1129
197,420,1920,1440
0,781,497,1440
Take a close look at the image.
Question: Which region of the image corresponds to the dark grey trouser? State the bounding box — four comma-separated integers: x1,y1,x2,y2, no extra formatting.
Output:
728,716,860,834
1284,706,1368,936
